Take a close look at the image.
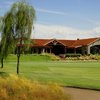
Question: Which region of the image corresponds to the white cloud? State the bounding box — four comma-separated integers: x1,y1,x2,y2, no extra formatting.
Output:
36,8,100,26
36,8,70,16
93,27,100,33
86,19,100,26
31,23,100,40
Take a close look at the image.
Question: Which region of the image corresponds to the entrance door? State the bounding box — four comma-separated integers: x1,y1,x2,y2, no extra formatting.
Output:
52,45,65,55
45,40,66,55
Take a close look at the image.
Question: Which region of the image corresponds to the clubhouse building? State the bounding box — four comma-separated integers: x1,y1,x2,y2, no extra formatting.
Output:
29,37,100,55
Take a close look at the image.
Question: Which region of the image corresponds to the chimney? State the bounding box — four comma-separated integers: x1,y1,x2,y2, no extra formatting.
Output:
77,38,80,40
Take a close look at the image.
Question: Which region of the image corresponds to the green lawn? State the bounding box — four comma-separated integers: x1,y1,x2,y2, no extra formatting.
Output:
0,54,100,90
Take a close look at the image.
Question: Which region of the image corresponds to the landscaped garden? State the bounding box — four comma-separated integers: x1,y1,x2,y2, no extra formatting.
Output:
0,54,100,90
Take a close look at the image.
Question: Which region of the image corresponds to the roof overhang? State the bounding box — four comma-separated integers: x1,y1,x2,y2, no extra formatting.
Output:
44,39,66,46
68,45,82,48
87,38,100,46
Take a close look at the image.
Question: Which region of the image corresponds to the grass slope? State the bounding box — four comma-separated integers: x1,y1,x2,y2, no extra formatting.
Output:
0,54,100,90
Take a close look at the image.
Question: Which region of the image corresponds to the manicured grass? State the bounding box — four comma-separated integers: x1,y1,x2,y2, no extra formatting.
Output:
0,54,100,90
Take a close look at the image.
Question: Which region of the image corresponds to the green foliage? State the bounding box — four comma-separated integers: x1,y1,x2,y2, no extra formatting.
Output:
66,53,81,57
11,0,36,40
0,12,17,68
0,0,36,72
0,12,16,59
10,0,36,74
0,17,3,32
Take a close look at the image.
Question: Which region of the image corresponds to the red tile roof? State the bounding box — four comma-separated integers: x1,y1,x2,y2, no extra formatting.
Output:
58,40,76,47
31,37,100,48
31,39,50,46
69,38,99,48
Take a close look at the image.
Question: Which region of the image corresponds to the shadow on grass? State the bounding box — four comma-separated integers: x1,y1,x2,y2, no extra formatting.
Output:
0,72,9,78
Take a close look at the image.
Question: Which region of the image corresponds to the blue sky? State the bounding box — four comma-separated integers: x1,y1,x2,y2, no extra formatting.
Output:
0,0,100,39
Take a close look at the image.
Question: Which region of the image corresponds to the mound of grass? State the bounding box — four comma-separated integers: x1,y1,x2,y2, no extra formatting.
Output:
5,54,51,62
0,74,70,100
43,53,60,61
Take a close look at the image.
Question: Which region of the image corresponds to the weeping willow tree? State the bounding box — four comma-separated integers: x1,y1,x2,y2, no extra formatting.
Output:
10,0,36,74
0,17,3,67
0,0,35,73
0,12,16,68
0,17,3,31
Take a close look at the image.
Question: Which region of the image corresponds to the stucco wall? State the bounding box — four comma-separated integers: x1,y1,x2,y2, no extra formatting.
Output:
87,39,100,54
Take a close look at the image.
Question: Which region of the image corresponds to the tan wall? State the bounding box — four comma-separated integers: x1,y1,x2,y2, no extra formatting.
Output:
87,39,100,54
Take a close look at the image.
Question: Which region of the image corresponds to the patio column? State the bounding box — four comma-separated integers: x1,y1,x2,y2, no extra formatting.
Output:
42,48,45,53
30,47,32,54
45,48,47,53
87,46,90,54
74,48,76,54
36,48,39,54
50,48,51,53
64,47,67,54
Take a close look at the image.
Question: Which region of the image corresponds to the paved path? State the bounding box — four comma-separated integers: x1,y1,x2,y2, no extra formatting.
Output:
64,87,100,100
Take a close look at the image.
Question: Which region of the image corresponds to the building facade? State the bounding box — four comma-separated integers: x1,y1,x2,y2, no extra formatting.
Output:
28,37,100,55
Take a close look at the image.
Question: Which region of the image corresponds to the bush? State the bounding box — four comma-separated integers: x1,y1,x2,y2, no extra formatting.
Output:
0,74,70,100
66,54,100,60
66,53,81,57
42,53,60,61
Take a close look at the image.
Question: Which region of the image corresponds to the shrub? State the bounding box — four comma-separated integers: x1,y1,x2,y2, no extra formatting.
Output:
66,53,81,57
66,54,100,60
42,53,60,61
0,74,70,100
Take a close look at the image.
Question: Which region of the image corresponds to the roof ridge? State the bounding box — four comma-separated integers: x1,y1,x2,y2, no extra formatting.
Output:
77,37,100,40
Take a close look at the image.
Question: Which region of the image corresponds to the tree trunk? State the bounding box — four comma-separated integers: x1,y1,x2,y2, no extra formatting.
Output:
16,38,22,74
1,58,3,68
17,42,21,74
17,54,20,74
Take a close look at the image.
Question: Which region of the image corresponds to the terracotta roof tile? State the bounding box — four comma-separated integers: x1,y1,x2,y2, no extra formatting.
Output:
58,40,76,47
69,37,99,48
31,39,50,46
31,37,100,48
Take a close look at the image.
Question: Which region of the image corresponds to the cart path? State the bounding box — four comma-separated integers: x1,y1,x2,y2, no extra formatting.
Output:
64,87,100,100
